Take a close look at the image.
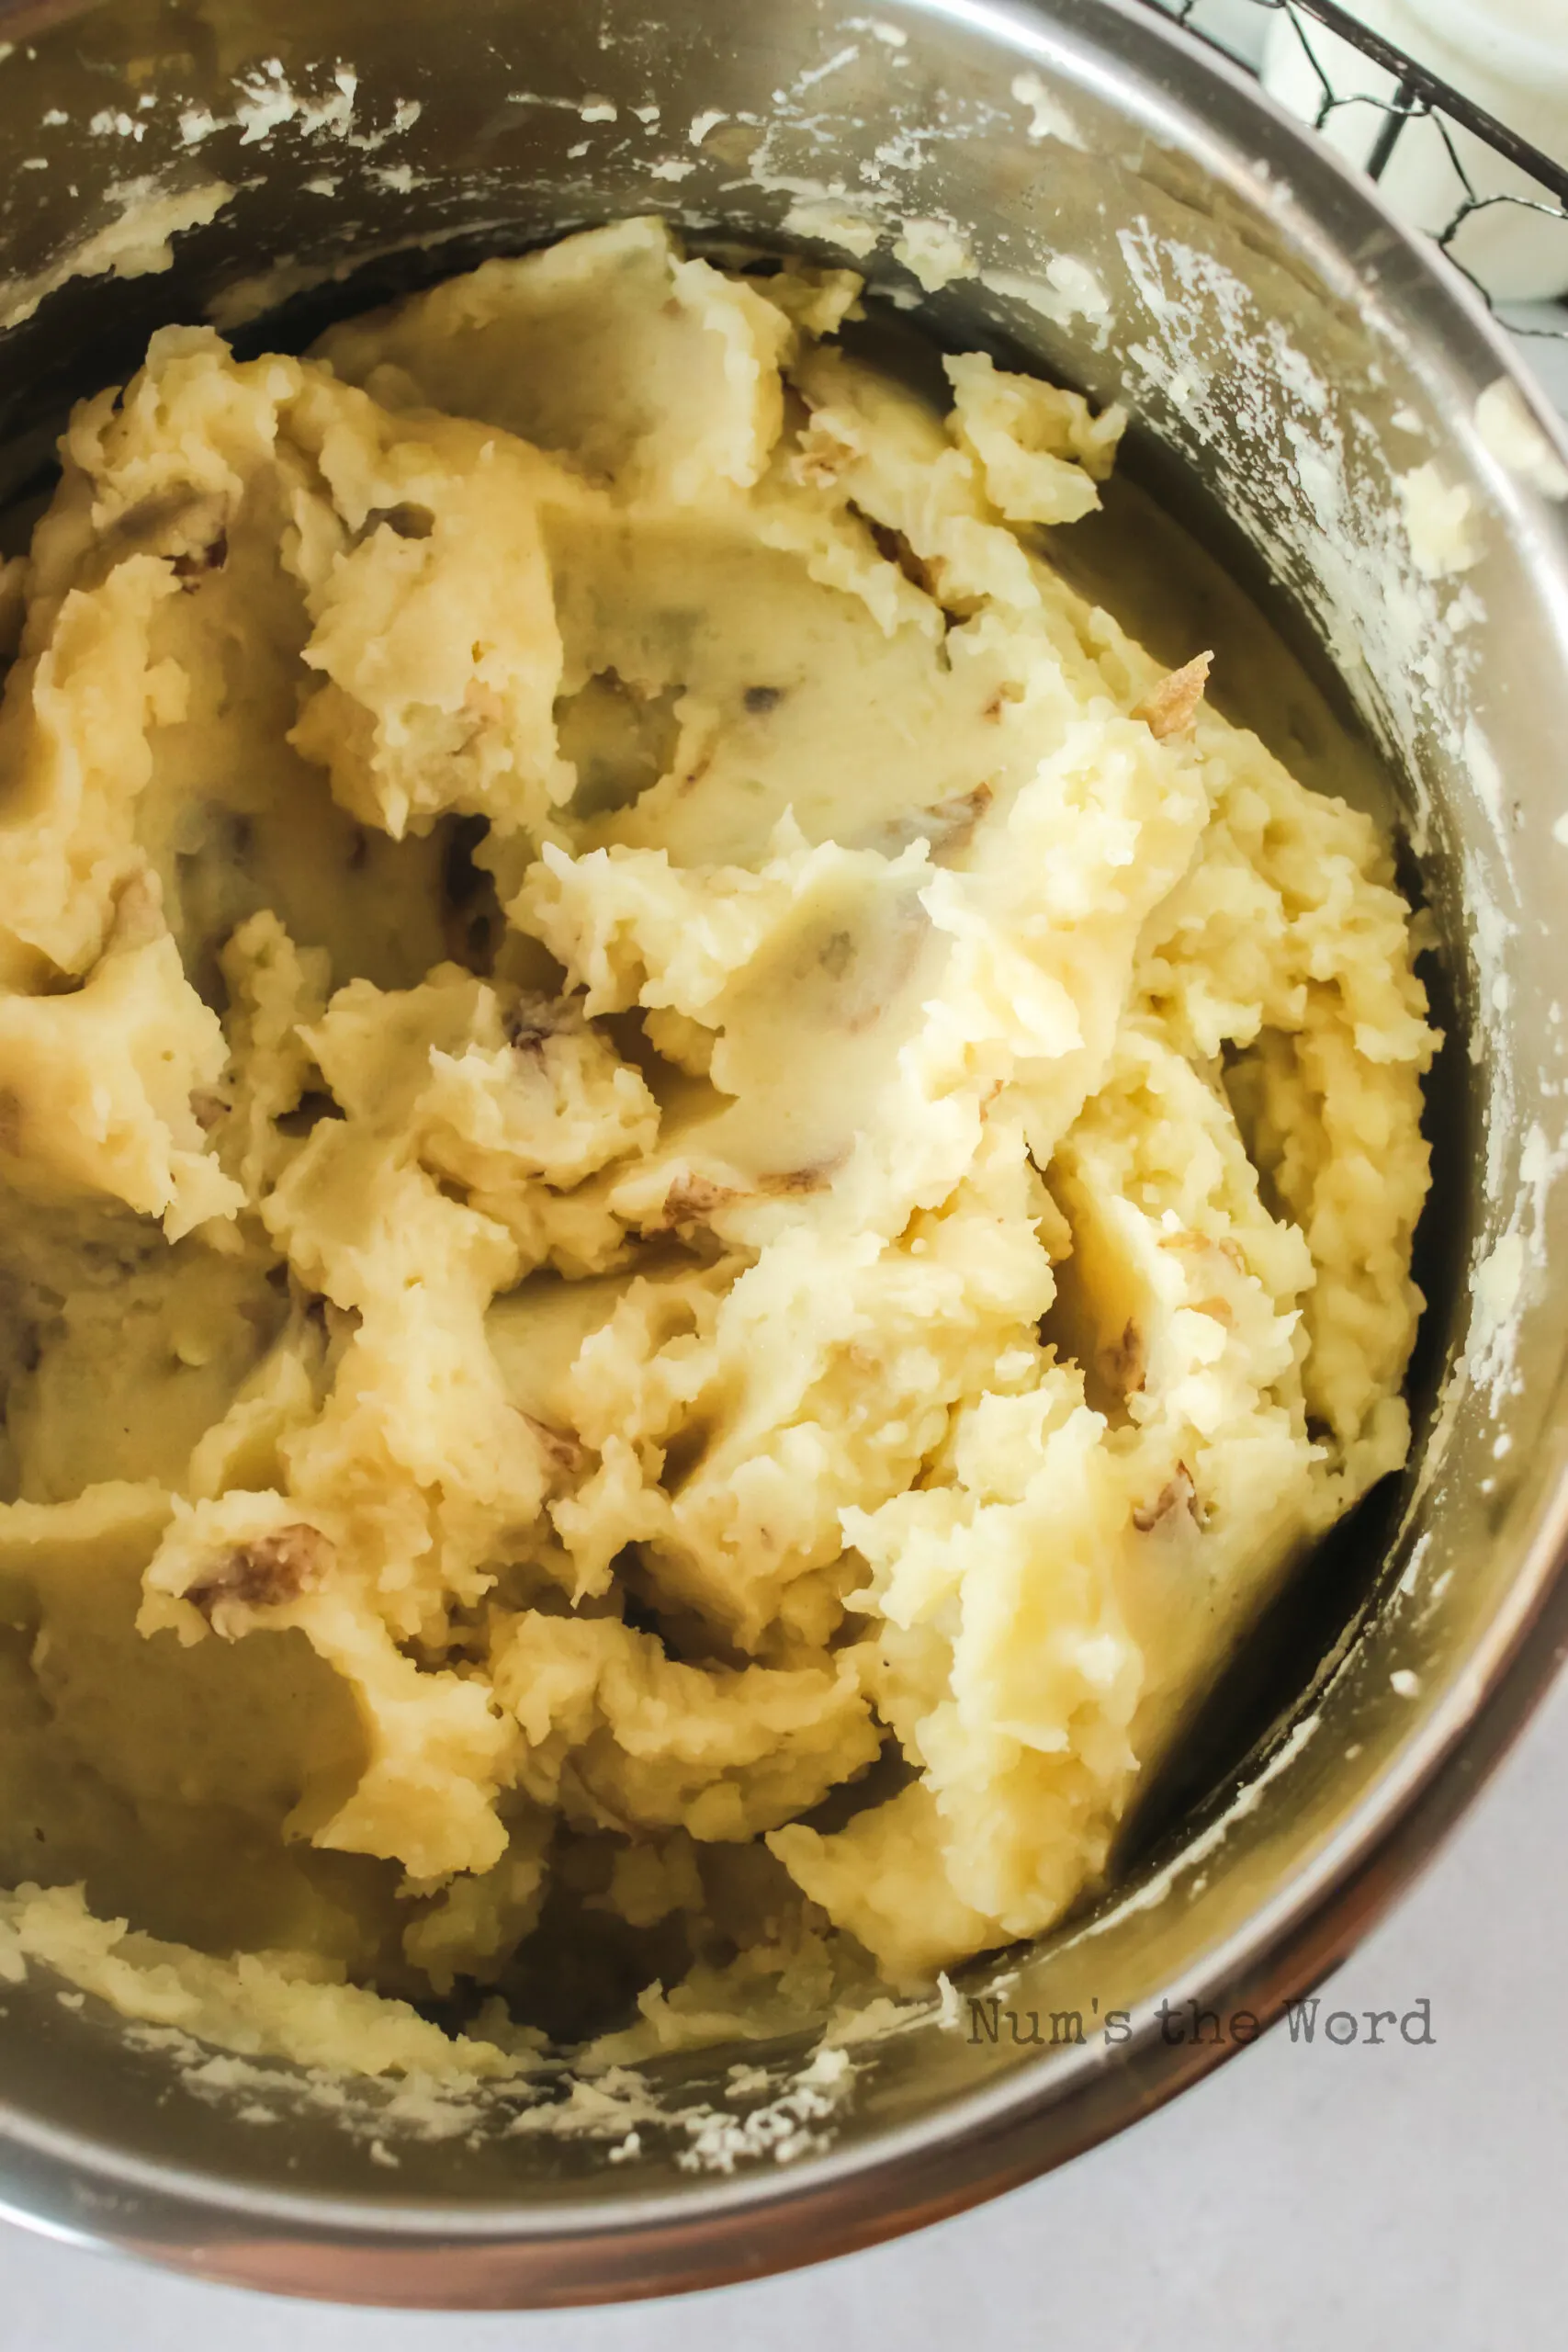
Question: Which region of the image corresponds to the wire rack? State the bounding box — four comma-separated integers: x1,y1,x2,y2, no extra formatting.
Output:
1137,0,1568,366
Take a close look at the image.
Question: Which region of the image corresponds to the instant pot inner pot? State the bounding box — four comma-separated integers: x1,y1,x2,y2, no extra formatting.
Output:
0,0,1561,2282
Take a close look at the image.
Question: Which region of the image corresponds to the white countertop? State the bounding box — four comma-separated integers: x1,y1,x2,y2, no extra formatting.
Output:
4,1662,1563,2350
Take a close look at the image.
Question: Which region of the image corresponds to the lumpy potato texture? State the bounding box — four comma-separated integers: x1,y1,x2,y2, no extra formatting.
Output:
0,219,1435,2071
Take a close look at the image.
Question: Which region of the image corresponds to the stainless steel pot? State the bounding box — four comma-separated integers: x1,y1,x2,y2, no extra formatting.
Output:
1,0,1566,2310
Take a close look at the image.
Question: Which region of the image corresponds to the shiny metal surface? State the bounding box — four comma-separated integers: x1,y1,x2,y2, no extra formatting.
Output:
0,0,1565,2310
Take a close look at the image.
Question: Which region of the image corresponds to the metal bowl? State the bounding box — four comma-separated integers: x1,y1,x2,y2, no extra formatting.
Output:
1,0,1566,2310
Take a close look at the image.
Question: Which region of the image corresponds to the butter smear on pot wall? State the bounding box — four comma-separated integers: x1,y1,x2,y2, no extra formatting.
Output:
0,217,1434,2076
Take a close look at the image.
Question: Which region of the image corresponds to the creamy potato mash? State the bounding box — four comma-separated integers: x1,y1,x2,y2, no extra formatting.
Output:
0,218,1435,2071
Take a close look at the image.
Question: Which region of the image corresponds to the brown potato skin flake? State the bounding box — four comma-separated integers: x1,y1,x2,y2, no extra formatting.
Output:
1134,650,1213,740
660,1172,742,1226
1133,1466,1200,1534
1159,1229,1246,1272
928,780,992,861
758,1162,837,1196
186,1524,333,1623
505,998,569,1055
171,528,229,587
867,516,942,602
1101,1317,1145,1396
523,1414,591,1479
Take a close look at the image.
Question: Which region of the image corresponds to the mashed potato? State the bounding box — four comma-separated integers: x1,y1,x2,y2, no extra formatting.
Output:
0,218,1435,2070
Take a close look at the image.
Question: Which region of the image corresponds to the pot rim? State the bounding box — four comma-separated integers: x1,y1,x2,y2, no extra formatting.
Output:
2,0,1567,2304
